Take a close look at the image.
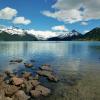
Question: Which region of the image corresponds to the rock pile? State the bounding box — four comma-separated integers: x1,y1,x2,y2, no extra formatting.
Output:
0,59,58,100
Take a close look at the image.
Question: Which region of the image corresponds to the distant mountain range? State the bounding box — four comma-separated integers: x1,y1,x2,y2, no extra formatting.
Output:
47,28,100,41
47,30,83,41
0,27,100,41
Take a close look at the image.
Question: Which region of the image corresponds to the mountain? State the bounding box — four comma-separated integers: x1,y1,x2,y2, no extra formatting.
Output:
82,27,100,41
47,30,83,41
0,28,38,41
0,27,100,41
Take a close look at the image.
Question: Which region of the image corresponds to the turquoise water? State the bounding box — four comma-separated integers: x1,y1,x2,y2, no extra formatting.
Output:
0,41,100,72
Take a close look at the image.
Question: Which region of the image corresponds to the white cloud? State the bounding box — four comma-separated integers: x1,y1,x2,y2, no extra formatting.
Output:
0,7,17,20
43,9,82,23
42,0,100,23
13,17,31,25
81,21,88,25
52,25,69,31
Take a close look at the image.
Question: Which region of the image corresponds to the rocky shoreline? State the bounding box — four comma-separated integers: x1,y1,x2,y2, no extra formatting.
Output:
0,59,58,100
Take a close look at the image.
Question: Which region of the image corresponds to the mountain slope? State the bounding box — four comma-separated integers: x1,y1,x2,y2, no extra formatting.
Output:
0,31,38,41
83,27,100,41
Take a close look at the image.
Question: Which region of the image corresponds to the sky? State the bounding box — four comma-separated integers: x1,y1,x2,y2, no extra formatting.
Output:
0,0,100,35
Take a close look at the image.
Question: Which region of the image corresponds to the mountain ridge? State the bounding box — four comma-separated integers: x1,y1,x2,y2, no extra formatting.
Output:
0,27,100,41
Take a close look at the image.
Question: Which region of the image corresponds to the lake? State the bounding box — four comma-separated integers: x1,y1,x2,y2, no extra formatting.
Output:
0,41,100,72
0,41,100,100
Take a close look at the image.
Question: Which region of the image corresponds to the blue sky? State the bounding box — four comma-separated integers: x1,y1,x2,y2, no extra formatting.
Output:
0,0,100,33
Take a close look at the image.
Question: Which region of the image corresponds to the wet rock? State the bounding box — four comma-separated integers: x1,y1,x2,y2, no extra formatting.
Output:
24,80,40,93
22,72,32,79
30,85,51,97
48,74,58,82
40,64,52,71
5,71,11,76
4,71,15,78
31,80,40,87
12,77,24,86
37,70,58,82
12,90,30,100
24,63,33,68
36,85,51,96
30,90,41,97
10,59,22,63
5,85,20,97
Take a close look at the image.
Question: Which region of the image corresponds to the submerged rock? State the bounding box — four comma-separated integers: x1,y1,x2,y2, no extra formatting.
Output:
10,59,22,63
24,63,33,68
37,70,58,82
30,85,51,97
12,77,24,86
40,64,52,71
12,90,30,100
36,85,51,96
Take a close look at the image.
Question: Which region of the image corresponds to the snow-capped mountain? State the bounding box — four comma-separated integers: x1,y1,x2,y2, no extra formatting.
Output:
0,27,38,41
0,27,26,35
0,26,83,41
47,30,83,41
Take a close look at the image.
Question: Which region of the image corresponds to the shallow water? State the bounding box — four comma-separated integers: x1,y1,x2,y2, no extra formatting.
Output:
0,41,100,100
